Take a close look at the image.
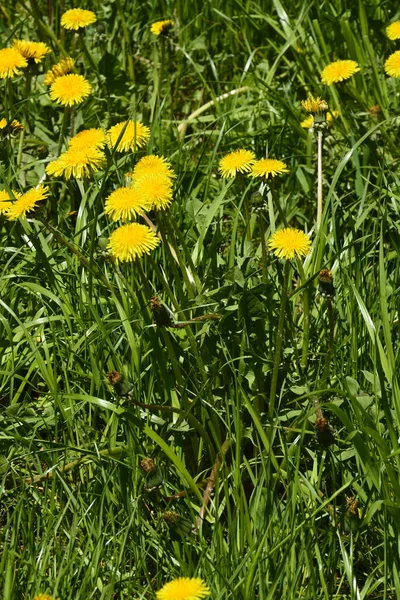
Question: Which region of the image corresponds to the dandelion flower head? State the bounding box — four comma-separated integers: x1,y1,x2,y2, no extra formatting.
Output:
7,185,49,220
301,96,328,113
0,118,6,129
156,577,211,600
33,595,55,600
0,47,28,79
385,51,400,78
46,146,105,180
151,20,174,36
107,120,150,152
251,158,288,179
387,21,400,40
131,155,175,180
320,60,359,85
44,57,75,85
61,8,97,30
107,223,160,263
105,187,151,222
132,173,173,210
269,228,311,260
300,115,314,128
218,149,256,178
69,128,106,150
0,190,12,215
13,40,51,63
50,73,91,106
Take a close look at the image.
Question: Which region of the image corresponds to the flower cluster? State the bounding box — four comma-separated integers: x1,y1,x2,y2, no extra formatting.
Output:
219,149,288,180
46,128,106,179
105,154,175,262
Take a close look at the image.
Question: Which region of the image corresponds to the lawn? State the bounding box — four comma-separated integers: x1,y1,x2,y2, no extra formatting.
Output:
1,1,400,598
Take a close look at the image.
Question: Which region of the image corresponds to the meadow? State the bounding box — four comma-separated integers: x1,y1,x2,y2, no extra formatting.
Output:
0,0,400,598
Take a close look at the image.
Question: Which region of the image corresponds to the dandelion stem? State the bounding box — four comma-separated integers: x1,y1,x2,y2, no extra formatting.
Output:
259,213,269,283
316,130,323,231
269,260,290,419
320,298,334,386
57,108,69,155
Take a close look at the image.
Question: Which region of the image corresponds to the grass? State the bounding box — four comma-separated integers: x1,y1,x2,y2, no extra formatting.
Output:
1,0,400,598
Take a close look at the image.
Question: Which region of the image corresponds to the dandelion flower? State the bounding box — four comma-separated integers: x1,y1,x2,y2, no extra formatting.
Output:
0,47,27,79
44,57,74,85
69,128,106,150
268,228,311,260
7,185,49,220
250,158,288,179
218,149,256,178
46,146,105,180
105,187,151,221
301,96,328,113
132,173,173,210
300,115,314,128
0,190,12,215
387,21,400,40
0,118,23,137
320,60,359,85
13,40,51,63
131,155,175,179
0,118,6,129
156,577,210,600
50,73,91,107
107,120,150,152
385,51,400,78
33,595,54,600
151,20,174,36
107,223,160,263
61,8,97,30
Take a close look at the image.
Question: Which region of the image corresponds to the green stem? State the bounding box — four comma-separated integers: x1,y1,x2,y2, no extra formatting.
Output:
316,130,323,232
259,213,268,283
17,72,32,169
57,107,69,155
269,260,290,419
320,298,334,386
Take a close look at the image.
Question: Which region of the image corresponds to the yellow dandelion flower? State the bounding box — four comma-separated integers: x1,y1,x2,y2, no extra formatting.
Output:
301,96,328,113
385,51,400,78
7,185,49,220
268,228,311,260
61,8,97,30
156,577,210,600
0,118,23,136
132,173,173,210
107,223,160,263
44,57,75,85
69,128,106,150
387,21,400,40
50,73,91,107
0,118,7,129
320,60,359,85
13,40,51,64
33,595,54,600
107,120,150,152
0,190,12,215
301,115,314,128
151,20,174,36
0,47,28,79
250,158,288,179
218,149,256,178
46,146,105,180
105,187,151,221
327,110,340,122
131,155,175,179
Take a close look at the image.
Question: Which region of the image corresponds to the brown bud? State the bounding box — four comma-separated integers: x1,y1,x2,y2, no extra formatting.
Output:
318,269,334,298
163,510,180,525
140,457,156,473
107,371,122,386
314,416,335,447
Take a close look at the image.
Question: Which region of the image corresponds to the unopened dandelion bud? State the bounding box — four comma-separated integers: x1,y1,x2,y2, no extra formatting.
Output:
163,510,180,525
314,416,335,447
140,457,156,473
150,296,174,327
318,269,334,298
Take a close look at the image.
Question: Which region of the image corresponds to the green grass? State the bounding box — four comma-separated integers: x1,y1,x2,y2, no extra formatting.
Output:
1,0,400,598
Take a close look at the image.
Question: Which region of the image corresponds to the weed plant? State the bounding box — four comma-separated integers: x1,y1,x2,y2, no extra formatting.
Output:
0,1,400,599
